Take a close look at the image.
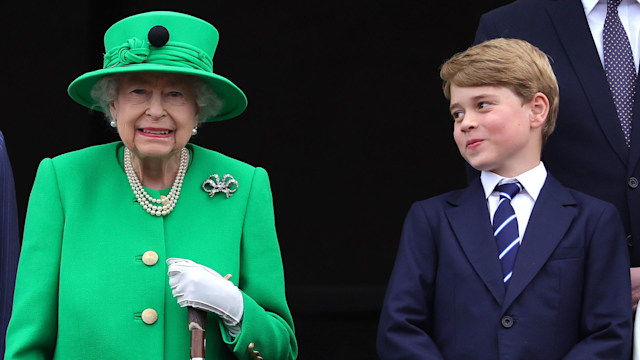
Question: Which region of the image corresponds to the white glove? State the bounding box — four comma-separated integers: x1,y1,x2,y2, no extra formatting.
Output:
167,258,244,330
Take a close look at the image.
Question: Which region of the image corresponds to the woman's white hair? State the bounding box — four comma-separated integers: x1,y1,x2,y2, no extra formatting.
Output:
90,73,223,125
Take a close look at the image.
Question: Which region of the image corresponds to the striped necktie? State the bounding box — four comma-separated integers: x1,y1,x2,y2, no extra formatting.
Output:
603,0,637,146
493,182,523,284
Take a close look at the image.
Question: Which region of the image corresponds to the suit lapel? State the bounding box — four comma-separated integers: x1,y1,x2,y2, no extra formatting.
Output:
446,180,506,304
546,0,629,164
502,176,577,310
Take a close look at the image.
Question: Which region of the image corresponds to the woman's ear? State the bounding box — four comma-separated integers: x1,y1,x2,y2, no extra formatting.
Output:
193,101,201,124
109,101,117,121
193,114,200,129
529,92,549,129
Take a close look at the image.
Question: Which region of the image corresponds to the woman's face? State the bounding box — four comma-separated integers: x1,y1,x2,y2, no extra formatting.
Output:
110,72,199,160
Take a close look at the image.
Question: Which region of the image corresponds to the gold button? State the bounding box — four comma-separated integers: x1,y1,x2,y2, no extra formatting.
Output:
142,251,159,266
141,308,158,325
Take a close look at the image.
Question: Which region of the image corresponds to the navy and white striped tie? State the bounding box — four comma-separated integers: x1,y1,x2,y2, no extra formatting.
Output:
493,182,523,284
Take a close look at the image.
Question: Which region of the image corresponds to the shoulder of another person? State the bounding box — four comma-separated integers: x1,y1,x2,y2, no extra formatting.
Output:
480,0,552,24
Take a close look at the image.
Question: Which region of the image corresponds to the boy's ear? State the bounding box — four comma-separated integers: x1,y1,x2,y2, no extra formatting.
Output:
529,92,549,129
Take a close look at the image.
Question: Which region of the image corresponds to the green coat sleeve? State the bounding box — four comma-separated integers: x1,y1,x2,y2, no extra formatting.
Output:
227,167,298,359
5,159,61,359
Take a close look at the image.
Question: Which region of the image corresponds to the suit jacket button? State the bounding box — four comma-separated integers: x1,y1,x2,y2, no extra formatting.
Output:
629,177,639,189
628,235,634,247
141,308,158,325
501,315,514,328
142,251,159,266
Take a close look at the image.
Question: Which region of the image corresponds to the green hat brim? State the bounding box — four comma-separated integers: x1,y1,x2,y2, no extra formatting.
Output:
68,64,248,122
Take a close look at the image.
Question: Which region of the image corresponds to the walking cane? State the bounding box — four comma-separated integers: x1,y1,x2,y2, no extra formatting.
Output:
188,273,233,360
189,307,207,360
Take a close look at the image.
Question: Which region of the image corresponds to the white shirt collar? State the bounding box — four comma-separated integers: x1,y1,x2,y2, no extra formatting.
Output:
480,162,548,201
582,0,601,17
583,0,640,15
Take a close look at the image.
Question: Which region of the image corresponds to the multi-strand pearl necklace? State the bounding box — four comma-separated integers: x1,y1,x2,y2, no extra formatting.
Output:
124,147,188,216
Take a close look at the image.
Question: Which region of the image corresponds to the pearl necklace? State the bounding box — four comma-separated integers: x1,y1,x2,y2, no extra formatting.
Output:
124,147,188,216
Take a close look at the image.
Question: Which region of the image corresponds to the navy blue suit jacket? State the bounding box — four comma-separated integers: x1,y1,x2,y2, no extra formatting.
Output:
473,0,640,265
377,176,632,359
0,130,19,356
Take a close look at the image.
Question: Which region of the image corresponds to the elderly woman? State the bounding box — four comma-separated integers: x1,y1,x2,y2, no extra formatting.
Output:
5,11,297,360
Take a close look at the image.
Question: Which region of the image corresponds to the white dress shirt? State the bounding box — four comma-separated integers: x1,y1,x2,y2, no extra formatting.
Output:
582,0,640,72
481,162,548,243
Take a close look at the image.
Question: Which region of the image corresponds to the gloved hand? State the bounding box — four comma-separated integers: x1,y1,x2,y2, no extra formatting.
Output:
167,258,244,330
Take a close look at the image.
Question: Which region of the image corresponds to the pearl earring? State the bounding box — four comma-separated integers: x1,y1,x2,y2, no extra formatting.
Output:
110,120,117,128
192,127,198,136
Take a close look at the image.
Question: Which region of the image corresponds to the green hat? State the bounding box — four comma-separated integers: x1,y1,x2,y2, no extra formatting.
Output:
68,11,247,122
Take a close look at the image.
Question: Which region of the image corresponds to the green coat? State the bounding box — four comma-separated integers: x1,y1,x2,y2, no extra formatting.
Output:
5,142,297,359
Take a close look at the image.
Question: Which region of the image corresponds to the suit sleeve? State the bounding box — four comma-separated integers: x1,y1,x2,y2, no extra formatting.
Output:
562,203,632,359
226,167,298,359
5,159,63,359
377,202,444,360
474,12,500,45
0,131,20,356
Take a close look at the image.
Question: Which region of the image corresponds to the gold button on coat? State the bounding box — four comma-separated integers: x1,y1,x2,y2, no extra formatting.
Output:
141,308,158,325
142,251,159,266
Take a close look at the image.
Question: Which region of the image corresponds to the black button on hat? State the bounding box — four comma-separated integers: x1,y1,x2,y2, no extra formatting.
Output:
148,25,169,47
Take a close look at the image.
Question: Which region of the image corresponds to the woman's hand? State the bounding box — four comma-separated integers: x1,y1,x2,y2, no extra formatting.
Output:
167,258,244,328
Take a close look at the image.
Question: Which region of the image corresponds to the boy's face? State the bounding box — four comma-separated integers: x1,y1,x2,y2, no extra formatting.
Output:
449,85,544,178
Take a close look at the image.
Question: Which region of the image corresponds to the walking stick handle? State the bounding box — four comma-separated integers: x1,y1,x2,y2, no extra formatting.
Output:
188,306,207,330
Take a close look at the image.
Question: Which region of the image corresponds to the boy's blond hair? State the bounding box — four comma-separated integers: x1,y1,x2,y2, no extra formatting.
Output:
440,38,559,144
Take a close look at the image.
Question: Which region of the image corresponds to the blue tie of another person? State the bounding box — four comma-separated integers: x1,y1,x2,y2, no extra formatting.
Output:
603,0,637,147
493,182,523,284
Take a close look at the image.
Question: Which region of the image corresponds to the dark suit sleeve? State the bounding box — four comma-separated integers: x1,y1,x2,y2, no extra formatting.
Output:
377,202,444,360
562,203,632,359
474,12,501,45
0,130,20,356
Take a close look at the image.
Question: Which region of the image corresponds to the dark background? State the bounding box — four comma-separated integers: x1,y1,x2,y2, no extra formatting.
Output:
2,1,512,358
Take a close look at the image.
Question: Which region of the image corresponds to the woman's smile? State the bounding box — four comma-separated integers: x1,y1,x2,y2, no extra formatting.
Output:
139,127,173,137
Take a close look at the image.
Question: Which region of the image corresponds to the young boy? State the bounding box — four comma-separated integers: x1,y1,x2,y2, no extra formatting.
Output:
376,38,632,359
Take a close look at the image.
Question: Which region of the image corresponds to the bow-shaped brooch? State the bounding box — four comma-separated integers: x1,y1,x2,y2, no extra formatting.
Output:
202,174,239,199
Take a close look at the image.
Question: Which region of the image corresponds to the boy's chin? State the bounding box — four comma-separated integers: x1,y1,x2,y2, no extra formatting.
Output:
465,160,491,172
